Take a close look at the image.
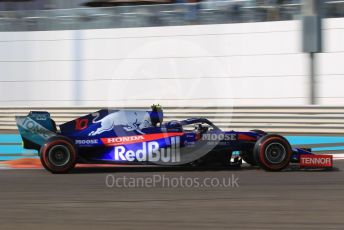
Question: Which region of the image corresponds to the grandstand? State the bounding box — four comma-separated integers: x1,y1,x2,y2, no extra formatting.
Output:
0,0,343,31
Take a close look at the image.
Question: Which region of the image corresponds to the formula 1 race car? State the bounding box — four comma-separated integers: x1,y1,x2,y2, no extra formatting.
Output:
16,105,333,173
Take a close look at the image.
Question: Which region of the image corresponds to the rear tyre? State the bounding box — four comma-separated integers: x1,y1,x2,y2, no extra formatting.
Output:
40,137,77,174
253,134,292,171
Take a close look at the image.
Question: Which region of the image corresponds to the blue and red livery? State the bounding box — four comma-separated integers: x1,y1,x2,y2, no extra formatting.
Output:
16,106,332,173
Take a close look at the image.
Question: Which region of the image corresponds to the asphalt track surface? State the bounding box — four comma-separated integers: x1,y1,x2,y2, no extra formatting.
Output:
1,161,344,230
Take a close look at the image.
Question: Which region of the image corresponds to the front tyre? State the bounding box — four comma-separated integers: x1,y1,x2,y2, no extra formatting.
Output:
253,134,292,171
40,137,77,174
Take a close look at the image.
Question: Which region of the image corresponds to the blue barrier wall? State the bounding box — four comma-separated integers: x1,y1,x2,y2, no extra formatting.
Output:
0,134,37,161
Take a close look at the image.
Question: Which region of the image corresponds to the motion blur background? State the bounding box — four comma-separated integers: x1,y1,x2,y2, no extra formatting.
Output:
0,0,343,107
1,3,344,229
1,0,344,161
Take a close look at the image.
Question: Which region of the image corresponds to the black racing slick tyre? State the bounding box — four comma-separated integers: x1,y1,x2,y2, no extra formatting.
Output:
253,134,292,171
39,137,77,174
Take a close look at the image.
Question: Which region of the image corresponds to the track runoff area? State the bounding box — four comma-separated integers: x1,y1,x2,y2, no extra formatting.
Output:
1,133,344,229
0,159,343,229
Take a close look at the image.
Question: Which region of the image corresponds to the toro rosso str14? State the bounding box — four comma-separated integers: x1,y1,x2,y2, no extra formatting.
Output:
16,106,333,173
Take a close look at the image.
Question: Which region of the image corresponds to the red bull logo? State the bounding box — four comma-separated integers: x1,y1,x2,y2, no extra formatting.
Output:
88,111,151,136
113,136,181,163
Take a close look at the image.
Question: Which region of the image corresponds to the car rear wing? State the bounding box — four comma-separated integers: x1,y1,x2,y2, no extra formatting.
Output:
15,111,58,150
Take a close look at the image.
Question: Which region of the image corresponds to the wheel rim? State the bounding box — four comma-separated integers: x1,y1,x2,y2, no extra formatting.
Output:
264,142,286,164
48,145,71,167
